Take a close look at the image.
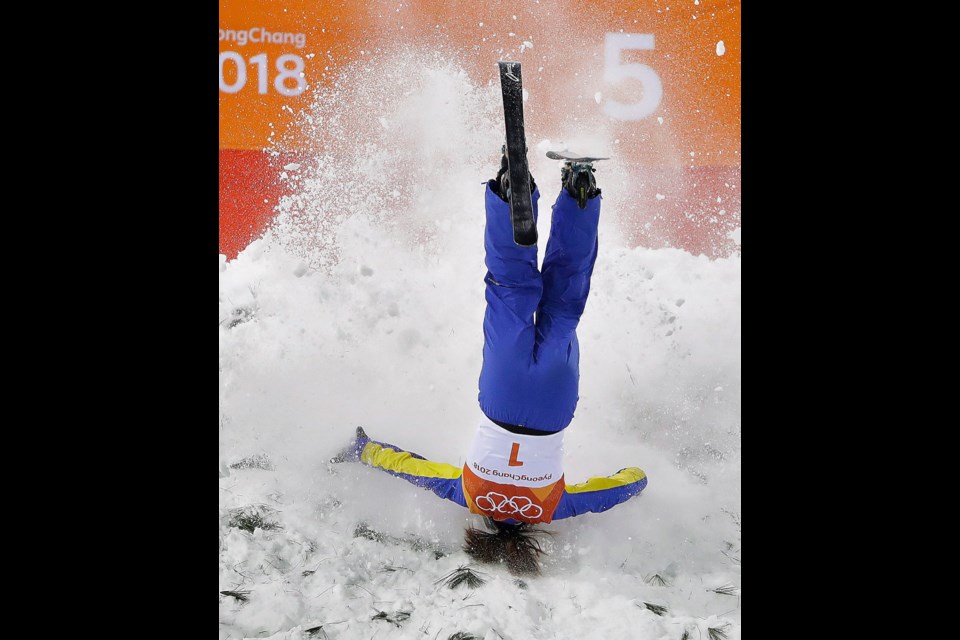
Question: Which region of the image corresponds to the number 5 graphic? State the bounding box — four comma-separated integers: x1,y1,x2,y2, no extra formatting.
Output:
603,33,663,121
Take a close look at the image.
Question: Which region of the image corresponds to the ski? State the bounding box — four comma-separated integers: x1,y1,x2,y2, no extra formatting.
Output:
546,150,611,163
498,61,536,246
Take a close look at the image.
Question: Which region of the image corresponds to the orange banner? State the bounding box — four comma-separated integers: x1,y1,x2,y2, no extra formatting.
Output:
219,0,740,257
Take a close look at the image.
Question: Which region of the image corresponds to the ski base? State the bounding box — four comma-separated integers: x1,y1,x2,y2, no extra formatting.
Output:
546,150,611,163
498,61,536,247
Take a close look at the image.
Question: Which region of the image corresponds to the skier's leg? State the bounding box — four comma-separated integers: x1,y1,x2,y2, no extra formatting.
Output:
514,175,600,431
477,178,544,428
537,187,601,351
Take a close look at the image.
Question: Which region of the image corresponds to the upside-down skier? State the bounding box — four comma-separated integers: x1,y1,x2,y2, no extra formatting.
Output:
332,151,648,575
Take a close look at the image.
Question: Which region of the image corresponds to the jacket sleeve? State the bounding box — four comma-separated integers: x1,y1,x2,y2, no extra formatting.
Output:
358,437,468,509
551,467,648,520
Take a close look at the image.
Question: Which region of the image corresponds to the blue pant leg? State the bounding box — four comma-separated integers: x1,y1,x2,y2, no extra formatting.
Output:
514,190,601,431
538,189,600,350
477,182,544,427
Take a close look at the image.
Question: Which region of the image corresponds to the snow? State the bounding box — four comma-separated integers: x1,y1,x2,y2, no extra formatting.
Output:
221,50,740,640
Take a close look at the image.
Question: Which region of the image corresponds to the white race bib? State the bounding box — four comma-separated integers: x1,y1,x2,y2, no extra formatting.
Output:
465,416,564,488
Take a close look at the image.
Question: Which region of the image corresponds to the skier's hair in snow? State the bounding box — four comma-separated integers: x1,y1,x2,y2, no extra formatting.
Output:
463,518,551,575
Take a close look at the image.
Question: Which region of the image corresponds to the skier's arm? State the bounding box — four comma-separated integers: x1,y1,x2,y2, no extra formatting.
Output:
357,435,468,509
551,467,648,520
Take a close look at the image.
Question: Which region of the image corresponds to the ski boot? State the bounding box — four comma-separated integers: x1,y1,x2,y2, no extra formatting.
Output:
561,161,600,209
493,145,536,203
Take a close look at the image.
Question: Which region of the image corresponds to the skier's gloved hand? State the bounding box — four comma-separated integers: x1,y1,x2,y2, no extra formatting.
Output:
330,426,369,463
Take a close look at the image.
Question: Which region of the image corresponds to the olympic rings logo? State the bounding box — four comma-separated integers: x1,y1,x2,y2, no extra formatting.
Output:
474,492,544,519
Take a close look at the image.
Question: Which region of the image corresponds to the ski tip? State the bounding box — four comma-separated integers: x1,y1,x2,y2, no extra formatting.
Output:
498,61,522,83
